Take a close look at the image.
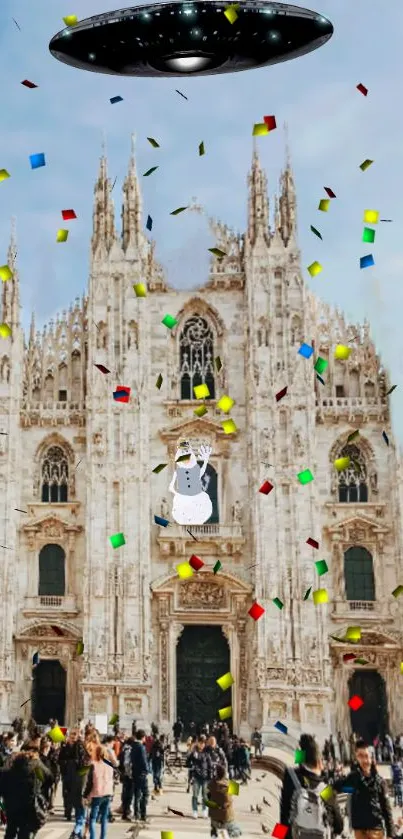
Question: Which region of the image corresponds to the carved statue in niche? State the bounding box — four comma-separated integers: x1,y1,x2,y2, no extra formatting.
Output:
92,432,105,457
293,430,304,459
91,695,106,714
143,654,152,682
125,630,139,661
261,428,275,461
95,628,106,659
269,702,287,719
179,582,225,609
127,321,138,351
160,498,169,520
0,433,7,454
369,468,378,493
20,645,28,659
231,500,243,524
126,434,135,455
125,698,142,715
96,324,107,351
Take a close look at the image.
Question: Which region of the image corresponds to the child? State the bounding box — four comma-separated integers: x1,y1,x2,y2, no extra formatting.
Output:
207,764,242,838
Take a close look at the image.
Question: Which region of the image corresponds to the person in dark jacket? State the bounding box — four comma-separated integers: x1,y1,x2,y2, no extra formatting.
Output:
119,736,134,820
280,733,344,837
58,728,91,837
130,730,149,824
186,738,212,819
333,739,396,838
38,738,55,810
150,736,165,794
0,744,53,839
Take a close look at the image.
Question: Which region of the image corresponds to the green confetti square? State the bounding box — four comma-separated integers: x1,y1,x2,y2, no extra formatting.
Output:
213,560,222,574
162,314,178,329
272,597,284,610
362,226,375,243
314,356,328,375
315,559,328,577
109,532,126,549
297,469,314,485
294,749,306,765
152,463,167,474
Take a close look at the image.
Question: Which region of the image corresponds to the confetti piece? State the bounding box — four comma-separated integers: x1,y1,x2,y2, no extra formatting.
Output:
175,89,188,100
205,799,219,809
215,356,222,372
324,187,336,199
110,532,126,549
318,199,330,212
253,123,269,138
21,79,38,89
228,779,240,796
313,589,328,605
294,749,306,765
315,559,328,576
156,374,163,389
310,225,322,240
56,229,68,243
303,587,312,601
186,529,197,542
307,261,323,277
334,344,351,360
0,324,11,338
356,83,368,96
360,254,374,269
272,825,288,839
217,394,234,413
316,374,325,385
177,562,194,579
272,597,284,610
218,706,232,721
199,141,205,156
363,226,375,244
162,314,178,329
154,515,169,527
380,218,393,222
360,159,373,171
209,247,227,258
263,114,277,131
216,671,234,690
168,807,186,817
348,695,364,711
363,209,379,224
0,170,10,181
354,657,369,665
248,601,265,621
113,386,131,402
274,721,288,735
63,15,78,26
347,430,360,443
194,383,210,399
61,209,76,221
259,480,274,495
345,626,361,641
213,560,222,574
194,405,208,417
51,625,64,636
320,786,333,802
133,283,146,297
110,95,123,104
314,357,328,375
0,266,12,282
147,137,160,148
334,456,350,471
298,343,314,359
188,554,204,571
343,653,356,663
170,206,188,215
400,662,403,674
143,166,158,177
222,419,237,434
32,651,40,667
48,726,66,743
392,585,403,598
76,639,84,655
29,153,45,170
146,215,153,232
386,384,397,396
161,833,174,839
109,713,119,726
152,464,167,474
382,430,389,446
12,18,21,31
307,537,319,549
224,4,239,23
297,469,314,485
275,386,288,402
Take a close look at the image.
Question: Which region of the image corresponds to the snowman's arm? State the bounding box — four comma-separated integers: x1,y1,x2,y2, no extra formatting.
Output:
199,459,210,479
169,471,177,494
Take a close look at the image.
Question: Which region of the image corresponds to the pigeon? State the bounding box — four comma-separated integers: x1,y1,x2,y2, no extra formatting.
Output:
263,797,271,807
262,825,270,834
256,778,261,782
250,805,256,812
126,827,140,839
260,773,267,778
256,804,262,814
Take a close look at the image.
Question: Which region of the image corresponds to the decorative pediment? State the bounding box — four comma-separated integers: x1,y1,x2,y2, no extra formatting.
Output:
16,620,80,641
159,416,236,458
326,515,389,543
22,514,82,539
152,567,251,596
330,628,399,648
152,568,252,616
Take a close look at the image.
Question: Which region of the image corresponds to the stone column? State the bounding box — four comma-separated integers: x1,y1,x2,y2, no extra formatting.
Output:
159,621,170,726
384,658,400,732
334,660,350,736
222,624,237,729
170,623,184,727
237,620,249,738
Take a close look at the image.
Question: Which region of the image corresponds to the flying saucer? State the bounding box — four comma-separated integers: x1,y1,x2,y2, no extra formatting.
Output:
49,0,333,78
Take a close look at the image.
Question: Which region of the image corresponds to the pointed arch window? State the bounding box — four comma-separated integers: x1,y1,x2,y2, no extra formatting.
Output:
41,446,69,503
38,544,66,596
337,444,368,503
344,546,375,601
179,315,215,400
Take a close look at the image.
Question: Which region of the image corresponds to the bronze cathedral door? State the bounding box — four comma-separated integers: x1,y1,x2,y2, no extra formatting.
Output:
176,625,231,732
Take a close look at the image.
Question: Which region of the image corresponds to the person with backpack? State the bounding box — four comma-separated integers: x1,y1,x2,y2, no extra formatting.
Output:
150,736,165,795
280,733,344,839
391,760,403,807
119,736,134,820
333,739,396,838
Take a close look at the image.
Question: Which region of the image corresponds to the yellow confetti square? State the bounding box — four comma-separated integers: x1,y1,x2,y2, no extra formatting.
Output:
307,261,323,277
0,324,11,339
133,283,146,298
318,199,330,212
217,395,235,414
63,14,78,26
252,123,269,137
400,661,403,674
48,725,66,743
216,671,234,690
218,706,232,721
334,456,350,472
222,419,237,435
194,383,210,399
56,229,68,243
0,265,13,282
320,786,333,801
194,405,208,418
224,4,239,24
334,344,351,360
313,589,328,605
161,833,174,839
363,209,379,224
176,562,194,580
228,780,239,796
345,625,361,642
0,170,10,182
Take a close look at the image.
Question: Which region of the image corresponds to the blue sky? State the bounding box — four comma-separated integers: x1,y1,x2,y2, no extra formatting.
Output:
2,0,403,437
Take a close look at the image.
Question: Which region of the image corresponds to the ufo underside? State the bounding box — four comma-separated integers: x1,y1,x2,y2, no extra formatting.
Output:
49,0,333,78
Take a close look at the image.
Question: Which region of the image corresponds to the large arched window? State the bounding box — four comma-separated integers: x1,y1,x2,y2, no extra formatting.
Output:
38,544,66,596
337,444,368,503
344,546,375,601
179,315,215,400
198,462,219,523
41,446,69,503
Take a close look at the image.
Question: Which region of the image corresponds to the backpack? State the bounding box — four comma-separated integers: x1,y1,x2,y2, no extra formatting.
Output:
288,768,331,839
123,745,132,779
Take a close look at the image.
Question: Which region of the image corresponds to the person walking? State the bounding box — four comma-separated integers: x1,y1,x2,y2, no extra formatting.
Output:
392,760,403,808
83,744,114,839
150,736,165,795
0,741,53,839
59,727,91,837
186,737,212,820
172,719,184,755
131,730,149,825
333,738,396,839
207,764,242,837
120,735,134,820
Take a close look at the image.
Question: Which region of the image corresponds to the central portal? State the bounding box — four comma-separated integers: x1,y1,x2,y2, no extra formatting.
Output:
32,659,66,725
348,669,389,742
176,625,231,731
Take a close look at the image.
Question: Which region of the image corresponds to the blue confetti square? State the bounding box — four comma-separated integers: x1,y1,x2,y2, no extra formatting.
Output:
274,720,288,735
154,515,169,527
360,254,374,269
29,152,45,170
298,342,314,359
316,374,325,385
110,95,123,104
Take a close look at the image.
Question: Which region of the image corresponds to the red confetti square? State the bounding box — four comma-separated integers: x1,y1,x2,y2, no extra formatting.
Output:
62,209,77,220
59,727,68,736
189,554,204,571
259,480,274,495
306,537,319,549
263,115,277,131
272,825,289,839
356,83,368,96
21,79,38,88
348,694,364,711
95,364,110,375
275,386,288,402
343,653,356,663
324,187,336,198
114,386,131,403
248,602,265,621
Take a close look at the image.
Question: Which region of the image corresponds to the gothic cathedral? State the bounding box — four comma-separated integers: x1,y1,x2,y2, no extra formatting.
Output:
0,137,401,742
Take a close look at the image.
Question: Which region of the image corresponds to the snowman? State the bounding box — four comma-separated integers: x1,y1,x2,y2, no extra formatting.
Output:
169,440,213,525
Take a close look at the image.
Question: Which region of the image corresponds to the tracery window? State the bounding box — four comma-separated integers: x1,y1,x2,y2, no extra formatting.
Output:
179,315,215,400
344,546,375,601
41,446,69,503
337,444,368,503
38,544,66,596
